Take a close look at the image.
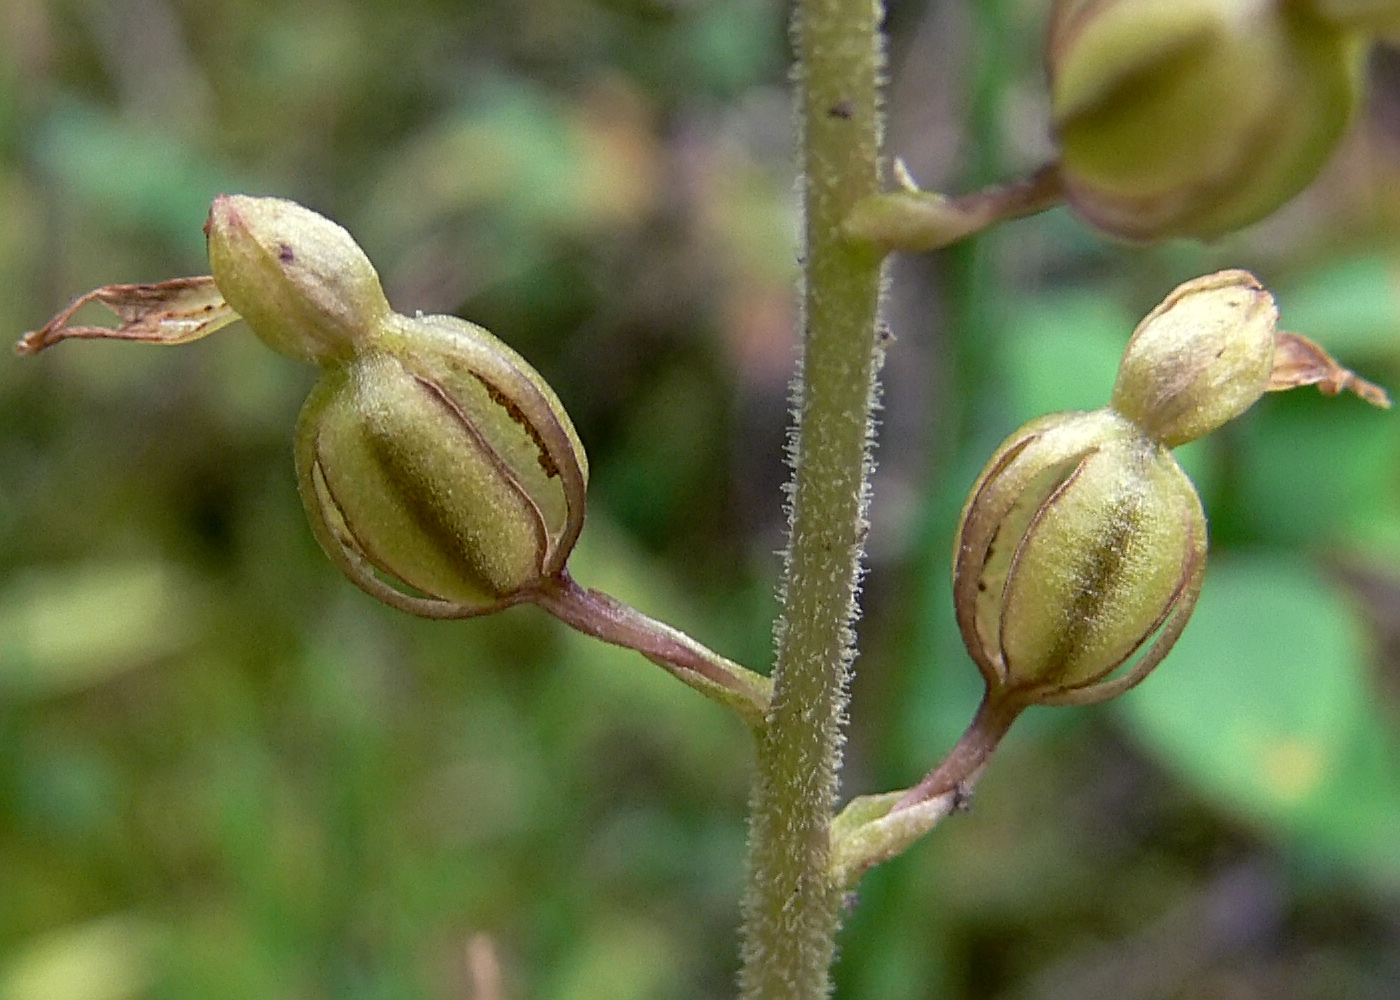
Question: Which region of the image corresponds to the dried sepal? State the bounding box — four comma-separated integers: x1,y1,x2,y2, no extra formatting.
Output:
15,277,240,356
1268,331,1393,407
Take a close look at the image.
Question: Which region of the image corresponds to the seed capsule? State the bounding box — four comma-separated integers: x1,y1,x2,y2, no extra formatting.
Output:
954,410,1207,706
954,268,1388,707
297,313,588,617
15,195,591,618
200,195,592,616
1048,0,1365,240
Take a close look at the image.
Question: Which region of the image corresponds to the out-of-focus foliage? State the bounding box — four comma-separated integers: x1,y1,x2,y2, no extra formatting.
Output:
3,0,1400,998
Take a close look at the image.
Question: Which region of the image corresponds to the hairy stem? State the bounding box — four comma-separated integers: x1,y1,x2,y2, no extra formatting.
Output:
736,0,885,991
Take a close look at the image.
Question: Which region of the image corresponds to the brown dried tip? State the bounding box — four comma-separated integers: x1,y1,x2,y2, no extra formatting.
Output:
1268,332,1392,409
15,277,239,356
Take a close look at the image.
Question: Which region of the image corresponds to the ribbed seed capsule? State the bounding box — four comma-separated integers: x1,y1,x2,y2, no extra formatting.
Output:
955,271,1258,704
1048,0,1364,240
955,410,1207,705
953,268,1391,708
297,314,588,618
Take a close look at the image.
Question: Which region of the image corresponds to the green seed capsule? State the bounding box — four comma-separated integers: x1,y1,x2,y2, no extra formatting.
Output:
954,410,1207,706
953,267,1390,707
297,313,588,617
1048,0,1365,240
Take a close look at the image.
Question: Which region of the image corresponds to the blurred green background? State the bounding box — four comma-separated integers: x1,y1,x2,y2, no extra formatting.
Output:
3,0,1400,997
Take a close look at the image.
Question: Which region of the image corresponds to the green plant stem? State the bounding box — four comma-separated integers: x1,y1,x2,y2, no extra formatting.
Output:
736,0,885,991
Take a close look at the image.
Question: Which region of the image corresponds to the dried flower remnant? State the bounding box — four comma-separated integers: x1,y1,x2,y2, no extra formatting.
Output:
14,278,239,356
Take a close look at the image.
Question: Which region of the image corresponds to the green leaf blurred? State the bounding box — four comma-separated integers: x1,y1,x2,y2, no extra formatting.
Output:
1237,393,1400,555
1280,254,1400,360
33,103,243,260
1118,556,1400,882
0,915,160,1000
1001,292,1130,422
0,562,197,698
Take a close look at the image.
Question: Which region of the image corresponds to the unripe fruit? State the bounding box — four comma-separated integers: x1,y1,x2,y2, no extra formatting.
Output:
1048,0,1365,240
17,195,592,619
954,410,1206,705
952,268,1387,707
297,313,587,617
